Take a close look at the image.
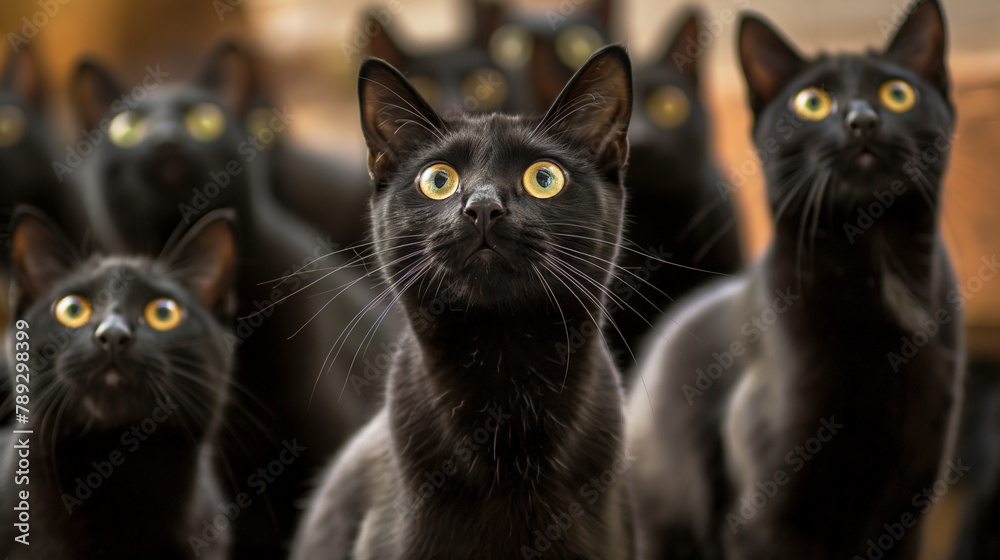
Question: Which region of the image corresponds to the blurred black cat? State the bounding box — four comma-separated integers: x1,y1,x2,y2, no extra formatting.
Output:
293,45,634,559
70,43,396,558
628,2,963,558
618,11,743,363
0,208,235,560
364,0,521,117
0,46,84,265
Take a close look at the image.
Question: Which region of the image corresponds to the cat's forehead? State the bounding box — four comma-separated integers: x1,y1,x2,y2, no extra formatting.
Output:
439,113,543,156
794,53,925,94
129,84,219,113
50,256,160,297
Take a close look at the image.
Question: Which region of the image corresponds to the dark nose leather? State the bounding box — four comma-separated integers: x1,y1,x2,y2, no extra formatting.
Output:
464,197,507,236
94,314,133,352
846,100,880,139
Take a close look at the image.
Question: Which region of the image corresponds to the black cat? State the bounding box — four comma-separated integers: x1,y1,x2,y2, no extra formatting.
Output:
618,11,744,363
70,45,396,558
0,208,236,559
0,46,84,263
292,45,635,560
628,2,963,559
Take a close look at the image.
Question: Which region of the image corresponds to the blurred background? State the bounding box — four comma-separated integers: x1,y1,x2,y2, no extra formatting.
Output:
1,0,997,557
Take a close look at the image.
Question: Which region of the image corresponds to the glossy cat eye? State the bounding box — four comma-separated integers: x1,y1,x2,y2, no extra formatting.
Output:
646,86,691,129
489,24,533,70
408,76,442,111
185,103,226,142
144,298,183,331
879,79,917,113
108,110,148,148
418,163,460,200
55,295,93,328
556,25,603,70
522,161,565,199
0,105,26,147
792,87,833,121
245,107,278,149
461,68,508,111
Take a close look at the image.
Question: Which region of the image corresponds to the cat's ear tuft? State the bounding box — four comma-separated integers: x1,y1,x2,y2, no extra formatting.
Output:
198,39,259,118
10,206,79,302
661,9,703,86
884,0,948,94
738,14,805,114
2,45,47,108
70,57,123,131
538,44,632,178
358,58,444,182
160,209,237,312
365,13,408,67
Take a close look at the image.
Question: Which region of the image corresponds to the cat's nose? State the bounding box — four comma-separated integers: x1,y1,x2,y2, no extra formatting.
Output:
463,197,507,234
846,101,880,138
95,314,133,352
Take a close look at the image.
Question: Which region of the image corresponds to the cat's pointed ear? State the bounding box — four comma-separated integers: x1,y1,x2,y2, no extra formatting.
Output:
661,9,702,87
738,14,805,114
471,0,504,51
884,0,948,94
198,39,258,118
10,206,80,302
358,58,444,182
538,44,632,177
2,45,47,108
70,58,124,131
365,13,408,68
160,209,237,312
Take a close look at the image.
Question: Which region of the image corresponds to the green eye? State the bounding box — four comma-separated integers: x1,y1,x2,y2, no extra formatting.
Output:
522,161,565,199
489,24,533,70
419,163,459,200
185,103,226,142
646,86,691,129
792,87,833,121
108,110,148,148
879,80,916,113
55,295,93,328
0,105,26,147
555,25,604,71
460,68,508,111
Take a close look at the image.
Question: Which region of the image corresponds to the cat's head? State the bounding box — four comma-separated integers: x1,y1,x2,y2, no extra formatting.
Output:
0,45,56,204
629,11,712,185
360,45,631,313
364,3,516,118
70,41,257,208
10,208,236,434
739,0,952,221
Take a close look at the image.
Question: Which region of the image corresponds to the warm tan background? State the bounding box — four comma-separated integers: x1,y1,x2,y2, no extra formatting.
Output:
0,0,997,556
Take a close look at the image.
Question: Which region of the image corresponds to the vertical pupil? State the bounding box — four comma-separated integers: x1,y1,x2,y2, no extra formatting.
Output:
808,95,819,110
434,170,448,189
536,169,552,188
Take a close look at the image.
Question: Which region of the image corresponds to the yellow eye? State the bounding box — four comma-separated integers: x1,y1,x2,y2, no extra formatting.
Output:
185,103,226,142
489,24,533,70
522,161,565,199
556,25,604,70
461,68,508,112
792,87,833,121
108,110,148,148
0,105,26,147
144,298,183,331
646,86,691,129
408,76,442,111
55,295,93,328
418,163,460,200
245,107,278,149
879,79,917,113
